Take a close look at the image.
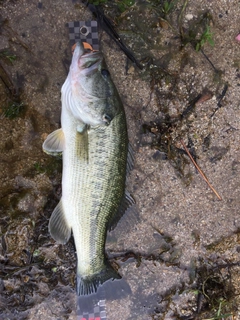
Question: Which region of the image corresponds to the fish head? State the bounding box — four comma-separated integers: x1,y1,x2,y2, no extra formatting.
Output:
68,41,121,126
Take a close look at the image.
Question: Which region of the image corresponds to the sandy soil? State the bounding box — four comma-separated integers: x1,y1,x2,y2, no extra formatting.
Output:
0,0,240,319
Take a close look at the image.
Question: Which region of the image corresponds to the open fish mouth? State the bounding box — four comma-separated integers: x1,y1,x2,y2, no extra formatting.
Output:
72,42,103,76
79,52,103,75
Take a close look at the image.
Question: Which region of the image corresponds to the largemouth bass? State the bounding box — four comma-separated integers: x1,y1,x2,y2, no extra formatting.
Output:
43,42,133,296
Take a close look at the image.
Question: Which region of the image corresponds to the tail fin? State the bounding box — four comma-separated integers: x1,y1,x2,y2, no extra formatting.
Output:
77,263,120,296
77,263,131,313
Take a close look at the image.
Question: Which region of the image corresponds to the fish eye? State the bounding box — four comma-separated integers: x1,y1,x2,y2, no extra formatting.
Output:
101,69,110,77
103,114,112,125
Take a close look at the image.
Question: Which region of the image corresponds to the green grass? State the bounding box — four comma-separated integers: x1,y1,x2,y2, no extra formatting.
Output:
162,0,178,15
179,11,214,52
203,298,233,319
0,50,17,64
116,0,135,12
3,101,24,119
195,25,214,51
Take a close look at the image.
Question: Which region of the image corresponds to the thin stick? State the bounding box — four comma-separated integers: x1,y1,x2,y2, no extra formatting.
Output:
181,140,222,200
178,0,189,26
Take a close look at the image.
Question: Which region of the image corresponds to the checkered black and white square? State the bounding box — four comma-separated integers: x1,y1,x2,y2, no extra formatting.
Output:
68,20,99,50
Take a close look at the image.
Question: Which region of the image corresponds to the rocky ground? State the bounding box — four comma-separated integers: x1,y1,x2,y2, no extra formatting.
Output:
0,0,240,319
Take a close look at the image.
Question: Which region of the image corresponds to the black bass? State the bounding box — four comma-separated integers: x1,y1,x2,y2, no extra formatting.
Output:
43,42,133,296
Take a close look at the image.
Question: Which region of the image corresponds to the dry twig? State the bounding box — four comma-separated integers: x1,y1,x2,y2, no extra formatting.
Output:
181,140,222,200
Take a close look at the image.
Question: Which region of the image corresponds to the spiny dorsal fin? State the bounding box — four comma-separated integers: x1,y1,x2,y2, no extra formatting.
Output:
108,190,135,231
42,128,65,156
48,199,71,244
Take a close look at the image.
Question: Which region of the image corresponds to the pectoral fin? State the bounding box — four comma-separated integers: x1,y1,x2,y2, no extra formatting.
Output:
48,199,71,244
42,128,65,156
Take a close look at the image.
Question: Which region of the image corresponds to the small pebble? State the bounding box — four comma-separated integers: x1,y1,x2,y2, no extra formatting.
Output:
185,14,194,20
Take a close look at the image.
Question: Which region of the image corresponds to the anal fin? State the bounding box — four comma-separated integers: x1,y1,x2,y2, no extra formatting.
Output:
48,199,71,244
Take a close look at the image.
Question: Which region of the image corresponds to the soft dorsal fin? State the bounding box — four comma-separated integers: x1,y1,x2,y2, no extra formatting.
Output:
42,128,65,156
108,190,135,231
48,199,71,244
127,143,134,173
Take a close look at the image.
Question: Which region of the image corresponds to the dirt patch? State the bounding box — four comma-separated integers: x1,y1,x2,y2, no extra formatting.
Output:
0,0,240,319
